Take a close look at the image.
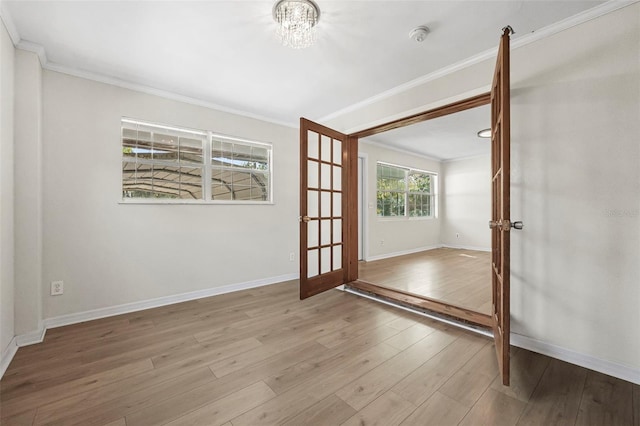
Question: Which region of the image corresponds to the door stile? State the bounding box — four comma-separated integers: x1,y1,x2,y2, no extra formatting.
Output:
491,26,512,386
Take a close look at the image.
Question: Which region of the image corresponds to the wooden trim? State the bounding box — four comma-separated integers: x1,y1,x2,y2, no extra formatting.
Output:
349,92,491,139
338,91,497,337
345,135,359,283
490,27,512,386
299,118,309,292
348,280,492,328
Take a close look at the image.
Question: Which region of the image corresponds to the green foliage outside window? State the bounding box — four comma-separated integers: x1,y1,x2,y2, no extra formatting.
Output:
377,163,435,218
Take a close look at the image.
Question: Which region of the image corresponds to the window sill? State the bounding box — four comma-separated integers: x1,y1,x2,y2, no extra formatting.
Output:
119,199,274,205
377,216,437,222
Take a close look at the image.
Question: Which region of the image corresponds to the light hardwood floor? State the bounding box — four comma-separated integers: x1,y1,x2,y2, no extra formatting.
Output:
359,248,492,314
1,281,637,425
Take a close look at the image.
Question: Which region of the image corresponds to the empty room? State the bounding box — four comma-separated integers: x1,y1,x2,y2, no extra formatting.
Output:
0,1,638,425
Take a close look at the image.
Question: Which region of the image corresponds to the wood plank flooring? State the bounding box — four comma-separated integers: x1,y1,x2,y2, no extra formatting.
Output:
359,248,492,314
1,281,637,425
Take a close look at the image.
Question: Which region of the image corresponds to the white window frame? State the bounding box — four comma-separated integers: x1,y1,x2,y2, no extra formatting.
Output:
376,161,437,219
121,118,273,205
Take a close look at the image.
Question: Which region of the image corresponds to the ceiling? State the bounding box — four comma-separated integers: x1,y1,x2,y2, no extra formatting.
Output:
363,104,491,161
4,0,606,156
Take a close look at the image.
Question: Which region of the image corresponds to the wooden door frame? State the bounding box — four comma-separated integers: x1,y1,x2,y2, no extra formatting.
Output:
344,92,493,328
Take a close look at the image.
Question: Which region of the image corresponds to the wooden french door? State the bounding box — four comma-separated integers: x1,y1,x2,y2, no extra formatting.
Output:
299,119,356,299
490,26,513,386
298,29,513,386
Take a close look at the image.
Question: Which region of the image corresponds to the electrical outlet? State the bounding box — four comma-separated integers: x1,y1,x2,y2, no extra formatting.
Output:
51,281,64,296
289,252,295,261
380,239,385,246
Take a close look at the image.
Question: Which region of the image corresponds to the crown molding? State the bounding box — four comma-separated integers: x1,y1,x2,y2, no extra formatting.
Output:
3,0,637,131
1,0,298,130
42,61,298,129
16,40,47,65
360,138,443,163
442,152,491,164
0,0,20,45
318,0,639,123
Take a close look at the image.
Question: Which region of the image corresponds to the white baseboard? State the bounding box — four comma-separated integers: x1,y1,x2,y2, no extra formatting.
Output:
366,245,440,262
4,272,638,386
0,336,19,379
0,273,298,380
511,333,640,385
45,273,299,330
441,244,491,252
15,322,46,346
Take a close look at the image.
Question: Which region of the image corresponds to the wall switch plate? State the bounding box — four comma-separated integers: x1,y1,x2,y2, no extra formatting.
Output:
289,252,295,261
51,281,64,296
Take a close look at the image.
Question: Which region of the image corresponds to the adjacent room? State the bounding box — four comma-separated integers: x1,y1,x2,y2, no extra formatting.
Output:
0,1,638,425
358,104,493,314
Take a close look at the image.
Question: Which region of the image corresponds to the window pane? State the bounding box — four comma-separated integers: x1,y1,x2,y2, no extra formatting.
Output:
321,219,331,246
122,120,206,200
152,133,179,163
123,119,271,203
321,163,331,189
377,191,405,217
308,190,319,217
320,247,331,274
333,219,342,243
333,166,341,190
408,172,431,193
212,141,234,166
251,146,269,170
308,161,319,189
307,131,319,159
308,220,318,248
321,191,331,218
233,186,252,200
375,162,436,217
321,135,331,162
332,139,342,165
308,249,319,278
333,245,342,270
408,194,432,217
333,193,341,217
377,164,405,192
180,137,203,165
210,138,272,202
178,167,203,199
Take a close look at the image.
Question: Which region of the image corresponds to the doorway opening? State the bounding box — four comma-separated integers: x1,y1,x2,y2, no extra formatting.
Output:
299,27,513,384
356,104,493,316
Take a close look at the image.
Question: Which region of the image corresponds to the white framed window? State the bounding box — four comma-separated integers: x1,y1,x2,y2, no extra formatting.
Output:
122,118,272,203
376,162,436,218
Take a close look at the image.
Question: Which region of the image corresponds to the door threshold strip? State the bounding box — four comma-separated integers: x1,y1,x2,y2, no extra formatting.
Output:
344,285,493,338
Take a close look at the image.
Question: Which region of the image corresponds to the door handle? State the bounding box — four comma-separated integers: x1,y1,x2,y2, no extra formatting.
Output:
489,220,524,231
511,221,524,230
300,216,311,223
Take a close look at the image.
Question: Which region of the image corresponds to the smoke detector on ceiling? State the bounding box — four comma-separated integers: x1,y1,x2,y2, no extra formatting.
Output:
409,26,430,43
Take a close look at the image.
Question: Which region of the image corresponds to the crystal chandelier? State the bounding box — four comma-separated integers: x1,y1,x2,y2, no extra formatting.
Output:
273,0,321,49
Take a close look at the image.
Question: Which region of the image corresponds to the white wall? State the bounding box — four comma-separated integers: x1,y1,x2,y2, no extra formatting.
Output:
0,17,15,361
332,4,640,379
14,49,42,336
441,155,491,250
359,141,441,260
41,70,299,319
508,5,639,375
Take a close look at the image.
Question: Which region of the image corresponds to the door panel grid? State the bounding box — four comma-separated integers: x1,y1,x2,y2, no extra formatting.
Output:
300,119,351,299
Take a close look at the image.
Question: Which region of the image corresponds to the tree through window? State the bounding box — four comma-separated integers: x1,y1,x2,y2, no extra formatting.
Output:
376,163,436,217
